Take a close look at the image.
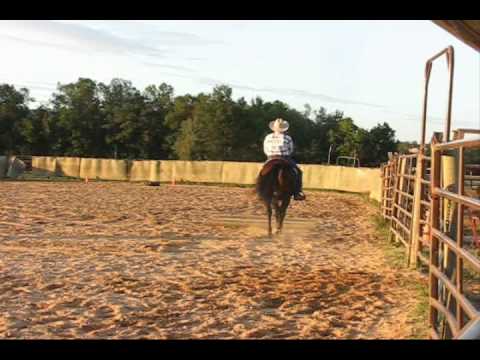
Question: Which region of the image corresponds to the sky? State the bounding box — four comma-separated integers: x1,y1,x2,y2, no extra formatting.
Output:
0,20,478,142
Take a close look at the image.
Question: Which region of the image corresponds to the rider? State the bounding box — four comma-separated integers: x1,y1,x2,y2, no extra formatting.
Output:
263,118,306,201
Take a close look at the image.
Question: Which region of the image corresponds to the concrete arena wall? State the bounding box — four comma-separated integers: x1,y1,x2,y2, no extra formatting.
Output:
28,156,382,201
150,161,161,182
129,160,153,182
32,156,57,175
222,161,263,185
220,162,381,201
302,164,382,201
97,159,129,181
158,160,173,182
79,158,100,179
160,160,224,183
78,158,129,181
56,157,81,178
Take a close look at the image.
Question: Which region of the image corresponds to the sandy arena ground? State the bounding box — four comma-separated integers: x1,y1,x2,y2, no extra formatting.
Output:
0,181,428,339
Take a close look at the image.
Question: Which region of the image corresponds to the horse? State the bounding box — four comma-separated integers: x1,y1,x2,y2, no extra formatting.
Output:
256,158,296,237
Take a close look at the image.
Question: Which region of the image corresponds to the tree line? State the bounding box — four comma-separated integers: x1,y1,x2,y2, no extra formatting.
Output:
0,78,400,167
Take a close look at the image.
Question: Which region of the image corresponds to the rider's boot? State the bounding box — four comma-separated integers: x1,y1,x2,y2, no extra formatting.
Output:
294,191,306,201
293,170,306,201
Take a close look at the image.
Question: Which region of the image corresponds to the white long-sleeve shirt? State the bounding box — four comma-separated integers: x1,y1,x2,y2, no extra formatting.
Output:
263,133,294,157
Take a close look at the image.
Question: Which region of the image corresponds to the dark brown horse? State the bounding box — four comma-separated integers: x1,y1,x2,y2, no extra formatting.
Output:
256,158,296,237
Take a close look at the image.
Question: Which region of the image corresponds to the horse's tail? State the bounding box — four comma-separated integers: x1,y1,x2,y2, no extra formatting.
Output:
256,163,283,201
277,165,296,195
255,165,278,201
277,167,285,189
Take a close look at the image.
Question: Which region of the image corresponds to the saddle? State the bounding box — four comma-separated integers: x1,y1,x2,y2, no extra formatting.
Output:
260,158,294,177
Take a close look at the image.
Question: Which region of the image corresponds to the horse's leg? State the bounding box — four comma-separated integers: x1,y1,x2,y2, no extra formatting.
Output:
266,201,273,237
273,198,281,234
278,196,291,232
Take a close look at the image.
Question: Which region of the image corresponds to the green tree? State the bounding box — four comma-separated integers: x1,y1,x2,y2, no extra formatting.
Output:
397,140,418,154
327,117,362,161
0,79,403,167
19,106,52,155
229,97,264,162
173,118,197,160
142,83,175,159
99,79,146,158
50,78,106,156
164,94,196,158
305,108,344,163
360,122,397,166
0,84,31,154
173,85,236,161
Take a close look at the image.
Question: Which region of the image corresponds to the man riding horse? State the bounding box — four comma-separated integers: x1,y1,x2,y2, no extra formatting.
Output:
262,118,306,201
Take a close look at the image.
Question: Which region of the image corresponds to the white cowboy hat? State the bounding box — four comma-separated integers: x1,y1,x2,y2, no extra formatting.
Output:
269,118,289,132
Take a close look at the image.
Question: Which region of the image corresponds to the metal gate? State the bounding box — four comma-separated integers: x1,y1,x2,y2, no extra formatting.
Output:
380,46,480,339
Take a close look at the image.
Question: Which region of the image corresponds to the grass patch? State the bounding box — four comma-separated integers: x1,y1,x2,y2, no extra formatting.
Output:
1,174,81,182
372,213,430,339
408,281,430,339
373,214,407,268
